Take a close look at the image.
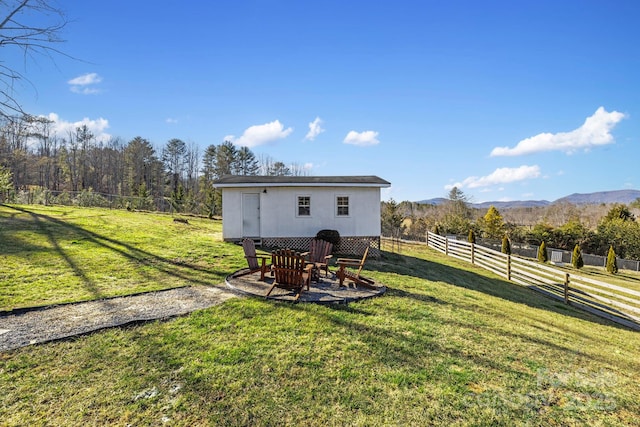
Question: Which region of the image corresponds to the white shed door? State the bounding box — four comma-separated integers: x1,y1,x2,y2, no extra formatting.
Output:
242,193,260,237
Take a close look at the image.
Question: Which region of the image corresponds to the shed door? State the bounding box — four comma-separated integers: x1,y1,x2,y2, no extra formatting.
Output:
242,193,260,237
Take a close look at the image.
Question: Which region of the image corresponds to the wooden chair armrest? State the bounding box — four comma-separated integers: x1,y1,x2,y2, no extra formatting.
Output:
337,258,360,265
324,254,333,261
245,255,271,260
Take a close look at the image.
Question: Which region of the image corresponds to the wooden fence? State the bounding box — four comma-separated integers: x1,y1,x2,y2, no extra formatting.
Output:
425,232,640,330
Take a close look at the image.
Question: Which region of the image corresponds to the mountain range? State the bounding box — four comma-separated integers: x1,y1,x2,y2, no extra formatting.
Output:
417,190,640,210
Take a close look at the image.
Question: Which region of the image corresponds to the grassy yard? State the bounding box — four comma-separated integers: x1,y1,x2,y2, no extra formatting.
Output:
1,205,639,426
0,204,240,311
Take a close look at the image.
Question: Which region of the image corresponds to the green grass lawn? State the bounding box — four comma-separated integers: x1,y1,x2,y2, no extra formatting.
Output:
0,204,241,311
1,205,639,426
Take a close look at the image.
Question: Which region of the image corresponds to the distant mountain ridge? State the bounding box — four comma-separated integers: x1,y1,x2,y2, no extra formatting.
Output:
416,190,640,209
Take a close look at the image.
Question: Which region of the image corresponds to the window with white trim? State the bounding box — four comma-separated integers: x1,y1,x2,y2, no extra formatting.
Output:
297,196,311,216
336,196,349,216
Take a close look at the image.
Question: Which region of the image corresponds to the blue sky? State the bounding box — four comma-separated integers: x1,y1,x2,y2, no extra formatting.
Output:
12,0,640,203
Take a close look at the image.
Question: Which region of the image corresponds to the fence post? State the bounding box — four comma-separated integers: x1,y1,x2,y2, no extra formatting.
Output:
445,237,449,256
507,254,511,280
426,232,429,246
564,273,570,304
471,242,475,265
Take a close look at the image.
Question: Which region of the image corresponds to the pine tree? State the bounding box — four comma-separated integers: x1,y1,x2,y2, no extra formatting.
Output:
501,235,511,255
572,244,584,269
538,241,548,263
606,245,618,274
483,205,505,239
381,198,405,238
468,229,476,244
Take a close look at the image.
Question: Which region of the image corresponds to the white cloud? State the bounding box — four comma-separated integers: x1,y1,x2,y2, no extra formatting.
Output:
70,86,101,95
68,73,103,95
45,113,111,143
490,107,626,157
228,120,293,148
445,165,541,190
166,118,178,124
68,73,102,85
343,130,380,146
305,117,325,141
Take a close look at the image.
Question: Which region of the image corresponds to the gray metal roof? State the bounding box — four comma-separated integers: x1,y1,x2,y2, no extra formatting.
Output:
214,175,390,188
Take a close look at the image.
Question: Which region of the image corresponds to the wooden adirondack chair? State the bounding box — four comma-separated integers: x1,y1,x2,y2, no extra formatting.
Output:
266,249,313,301
336,246,375,289
240,238,271,281
306,238,333,278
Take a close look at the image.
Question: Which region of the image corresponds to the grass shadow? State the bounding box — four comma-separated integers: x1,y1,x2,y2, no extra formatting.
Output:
367,249,635,331
1,205,231,302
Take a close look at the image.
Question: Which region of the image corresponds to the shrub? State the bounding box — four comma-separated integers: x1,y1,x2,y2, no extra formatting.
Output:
75,189,108,207
501,235,511,255
316,229,340,247
54,191,72,206
468,230,476,244
537,241,548,263
606,245,618,274
572,244,584,269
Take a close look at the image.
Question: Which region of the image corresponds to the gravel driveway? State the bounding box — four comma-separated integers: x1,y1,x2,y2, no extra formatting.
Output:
0,285,237,352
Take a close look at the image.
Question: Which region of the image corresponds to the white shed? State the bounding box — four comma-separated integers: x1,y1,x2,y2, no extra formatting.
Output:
214,175,390,256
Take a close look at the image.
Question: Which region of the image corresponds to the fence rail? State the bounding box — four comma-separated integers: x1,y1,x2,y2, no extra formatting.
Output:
424,232,640,330
473,238,640,272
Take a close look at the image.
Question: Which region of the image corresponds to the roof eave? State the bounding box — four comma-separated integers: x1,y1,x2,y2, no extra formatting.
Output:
214,182,390,188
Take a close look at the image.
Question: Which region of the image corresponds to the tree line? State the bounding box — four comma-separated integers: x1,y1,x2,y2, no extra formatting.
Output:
0,114,306,215
382,187,640,261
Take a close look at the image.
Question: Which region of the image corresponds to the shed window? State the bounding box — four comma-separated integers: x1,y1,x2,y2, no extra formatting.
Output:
298,196,311,216
336,196,349,216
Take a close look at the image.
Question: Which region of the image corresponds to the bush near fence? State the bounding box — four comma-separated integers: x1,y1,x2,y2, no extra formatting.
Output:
421,232,640,330
438,234,640,272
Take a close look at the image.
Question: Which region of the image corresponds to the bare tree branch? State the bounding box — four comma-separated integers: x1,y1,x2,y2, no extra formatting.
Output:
1,0,68,119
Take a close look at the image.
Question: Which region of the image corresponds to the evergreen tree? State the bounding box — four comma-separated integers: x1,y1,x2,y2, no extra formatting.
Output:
162,138,186,195
603,204,635,222
468,229,476,244
538,241,548,263
441,186,472,235
170,183,185,213
572,244,584,269
214,141,239,177
606,245,618,274
483,205,505,239
501,235,511,255
381,198,405,238
236,146,259,176
201,144,217,181
201,144,220,217
124,136,160,197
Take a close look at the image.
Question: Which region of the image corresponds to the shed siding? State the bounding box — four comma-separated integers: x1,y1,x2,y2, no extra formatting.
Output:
221,186,381,240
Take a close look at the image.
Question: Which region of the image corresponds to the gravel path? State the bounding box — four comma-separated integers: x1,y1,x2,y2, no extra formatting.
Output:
0,286,237,352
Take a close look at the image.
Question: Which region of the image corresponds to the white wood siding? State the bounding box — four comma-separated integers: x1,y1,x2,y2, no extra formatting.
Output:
221,186,381,240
